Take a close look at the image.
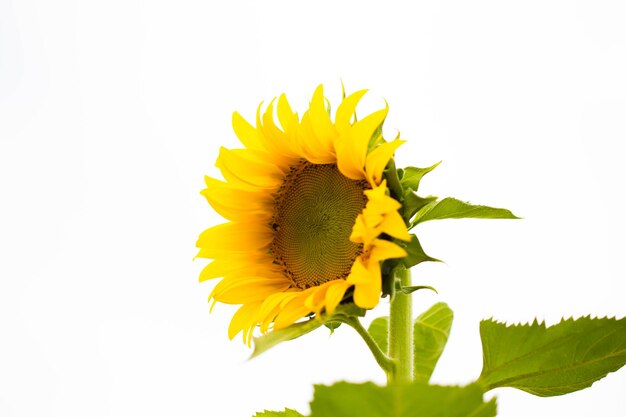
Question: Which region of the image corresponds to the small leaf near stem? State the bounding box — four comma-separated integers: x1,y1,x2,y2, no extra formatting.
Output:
413,302,454,383
368,316,390,354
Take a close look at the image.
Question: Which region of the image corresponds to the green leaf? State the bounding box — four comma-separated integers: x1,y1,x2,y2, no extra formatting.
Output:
399,234,440,268
310,381,496,417
251,304,365,358
402,191,438,221
411,197,519,227
254,409,304,417
368,316,389,354
478,316,626,396
414,302,454,383
400,162,441,192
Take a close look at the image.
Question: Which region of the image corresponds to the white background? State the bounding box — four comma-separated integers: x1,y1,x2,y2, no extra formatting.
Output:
1,1,625,416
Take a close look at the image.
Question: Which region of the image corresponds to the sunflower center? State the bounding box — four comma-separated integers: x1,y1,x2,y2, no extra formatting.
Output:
271,161,368,289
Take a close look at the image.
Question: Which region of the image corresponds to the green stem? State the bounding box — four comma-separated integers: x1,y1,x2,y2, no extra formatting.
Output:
341,316,395,375
388,266,413,384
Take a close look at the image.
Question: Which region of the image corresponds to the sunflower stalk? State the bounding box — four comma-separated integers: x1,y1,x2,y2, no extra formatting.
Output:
388,266,413,384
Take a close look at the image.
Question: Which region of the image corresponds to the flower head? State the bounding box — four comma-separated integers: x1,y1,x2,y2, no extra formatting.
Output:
197,85,410,343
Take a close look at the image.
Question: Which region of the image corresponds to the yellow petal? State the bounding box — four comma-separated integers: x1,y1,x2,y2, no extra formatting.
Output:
335,89,367,135
324,280,351,315
346,258,371,285
350,106,388,151
294,111,336,164
363,180,403,214
257,101,300,164
232,112,262,149
380,210,411,241
348,259,381,309
369,239,408,264
277,93,298,134
256,292,299,332
350,213,382,245
309,85,338,149
201,188,271,222
336,106,387,179
353,279,381,309
202,176,271,211
364,194,401,215
216,147,284,190
199,259,243,281
273,293,312,329
213,277,291,304
365,139,406,186
228,302,261,340
304,285,327,315
196,222,273,256
335,133,367,179
257,100,298,162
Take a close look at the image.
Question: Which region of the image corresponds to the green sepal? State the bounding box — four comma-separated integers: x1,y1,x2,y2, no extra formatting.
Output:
397,284,438,295
367,316,389,354
402,191,438,221
251,319,324,359
380,264,396,299
478,316,626,396
254,409,304,417
399,234,441,268
251,304,365,358
324,321,341,334
411,197,519,228
399,162,441,192
414,302,454,383
367,123,385,152
383,159,404,200
309,381,496,417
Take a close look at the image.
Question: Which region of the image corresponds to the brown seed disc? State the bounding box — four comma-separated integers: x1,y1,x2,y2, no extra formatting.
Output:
270,161,368,289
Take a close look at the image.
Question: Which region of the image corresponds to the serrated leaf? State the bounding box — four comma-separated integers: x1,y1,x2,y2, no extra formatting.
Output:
414,302,454,383
400,162,441,192
368,316,389,354
254,409,304,417
251,305,365,358
399,234,440,268
310,381,496,417
478,316,626,396
411,197,519,227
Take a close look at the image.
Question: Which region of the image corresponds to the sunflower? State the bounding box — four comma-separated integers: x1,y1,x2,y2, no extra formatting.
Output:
197,85,411,343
